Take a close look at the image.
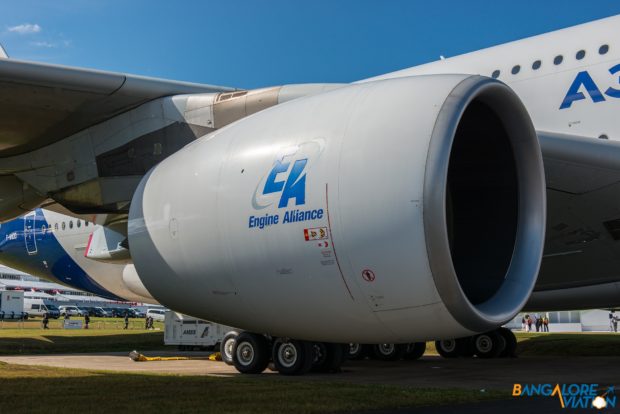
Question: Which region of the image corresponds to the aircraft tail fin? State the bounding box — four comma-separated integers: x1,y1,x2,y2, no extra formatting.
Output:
0,44,8,58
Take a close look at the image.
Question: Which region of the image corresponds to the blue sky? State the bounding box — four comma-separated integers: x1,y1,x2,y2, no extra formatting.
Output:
1,1,620,89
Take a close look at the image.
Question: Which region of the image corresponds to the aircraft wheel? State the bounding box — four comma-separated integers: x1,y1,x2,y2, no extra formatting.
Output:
312,342,346,373
473,331,503,359
372,343,406,361
220,331,239,366
403,342,426,360
498,327,517,357
435,339,460,358
232,332,269,374
347,343,367,360
273,339,314,375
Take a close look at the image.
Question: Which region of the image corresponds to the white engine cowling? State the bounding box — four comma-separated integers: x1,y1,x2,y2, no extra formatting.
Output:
128,75,545,343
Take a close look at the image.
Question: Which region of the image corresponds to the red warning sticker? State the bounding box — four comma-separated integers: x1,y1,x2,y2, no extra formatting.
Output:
304,227,328,241
362,269,376,282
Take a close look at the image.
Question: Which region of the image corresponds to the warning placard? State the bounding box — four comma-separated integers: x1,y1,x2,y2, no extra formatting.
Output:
304,227,328,241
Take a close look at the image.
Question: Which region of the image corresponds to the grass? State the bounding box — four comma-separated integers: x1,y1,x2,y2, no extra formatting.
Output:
0,316,164,330
514,332,620,356
0,327,165,355
0,362,505,414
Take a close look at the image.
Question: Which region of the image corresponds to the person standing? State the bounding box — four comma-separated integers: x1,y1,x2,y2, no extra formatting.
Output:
521,316,526,331
42,312,49,329
124,311,129,330
84,313,90,329
543,316,549,332
610,311,617,333
526,315,532,332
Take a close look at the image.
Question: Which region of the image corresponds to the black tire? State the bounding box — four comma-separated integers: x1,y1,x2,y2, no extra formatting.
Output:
458,337,476,357
498,327,517,357
403,342,426,360
347,343,367,360
338,344,350,366
473,331,503,358
435,339,461,358
232,332,270,374
220,331,239,366
272,339,314,375
311,342,346,373
371,343,407,361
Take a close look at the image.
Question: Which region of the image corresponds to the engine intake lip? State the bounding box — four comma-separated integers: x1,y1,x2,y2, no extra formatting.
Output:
424,76,546,333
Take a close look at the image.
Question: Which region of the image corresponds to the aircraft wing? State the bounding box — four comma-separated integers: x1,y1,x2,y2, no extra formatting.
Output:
532,132,620,308
0,58,235,157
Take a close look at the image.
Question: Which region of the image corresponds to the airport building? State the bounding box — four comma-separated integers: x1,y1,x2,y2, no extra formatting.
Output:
0,265,145,308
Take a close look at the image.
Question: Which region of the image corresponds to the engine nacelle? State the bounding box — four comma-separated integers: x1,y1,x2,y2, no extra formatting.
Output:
128,75,545,343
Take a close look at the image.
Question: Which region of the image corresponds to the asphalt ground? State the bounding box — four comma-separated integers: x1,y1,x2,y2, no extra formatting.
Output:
1,352,618,413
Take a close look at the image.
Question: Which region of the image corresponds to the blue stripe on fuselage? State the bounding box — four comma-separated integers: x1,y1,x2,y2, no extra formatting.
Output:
0,209,122,300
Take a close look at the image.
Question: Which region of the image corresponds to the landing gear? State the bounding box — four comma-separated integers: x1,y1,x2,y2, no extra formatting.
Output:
229,333,348,376
220,331,239,366
434,328,517,359
372,343,407,361
272,338,314,375
348,342,425,361
404,342,426,360
435,337,474,358
473,331,504,358
312,342,346,373
435,339,460,358
347,343,367,360
497,327,517,357
232,332,270,374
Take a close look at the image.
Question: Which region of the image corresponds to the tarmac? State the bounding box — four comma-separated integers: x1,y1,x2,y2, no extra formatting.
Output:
1,353,618,413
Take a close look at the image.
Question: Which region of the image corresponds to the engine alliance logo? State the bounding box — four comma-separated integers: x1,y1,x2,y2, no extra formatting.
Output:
513,383,616,410
249,141,325,230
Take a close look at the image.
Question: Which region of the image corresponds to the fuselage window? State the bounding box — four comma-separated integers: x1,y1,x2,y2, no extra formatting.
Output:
85,221,89,227
599,44,609,55
511,65,521,75
553,55,563,65
62,222,66,230
54,223,58,231
576,50,586,60
69,220,73,229
77,220,81,228
532,60,542,70
41,225,46,234
491,70,500,79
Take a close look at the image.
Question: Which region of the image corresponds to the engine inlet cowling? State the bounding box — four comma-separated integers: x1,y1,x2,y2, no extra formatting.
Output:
424,76,545,332
129,75,545,343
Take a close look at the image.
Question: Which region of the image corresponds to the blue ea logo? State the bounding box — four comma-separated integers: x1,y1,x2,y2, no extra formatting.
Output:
252,140,324,210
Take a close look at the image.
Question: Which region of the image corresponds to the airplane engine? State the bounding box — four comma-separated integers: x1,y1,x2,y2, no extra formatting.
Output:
128,75,546,343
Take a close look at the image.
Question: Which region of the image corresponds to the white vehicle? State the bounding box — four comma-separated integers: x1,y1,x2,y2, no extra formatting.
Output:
24,298,61,319
146,309,166,321
59,305,85,317
0,291,25,319
164,311,235,351
0,15,620,375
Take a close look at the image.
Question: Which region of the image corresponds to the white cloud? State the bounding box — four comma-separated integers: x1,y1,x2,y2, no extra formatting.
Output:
7,24,41,35
30,41,56,48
